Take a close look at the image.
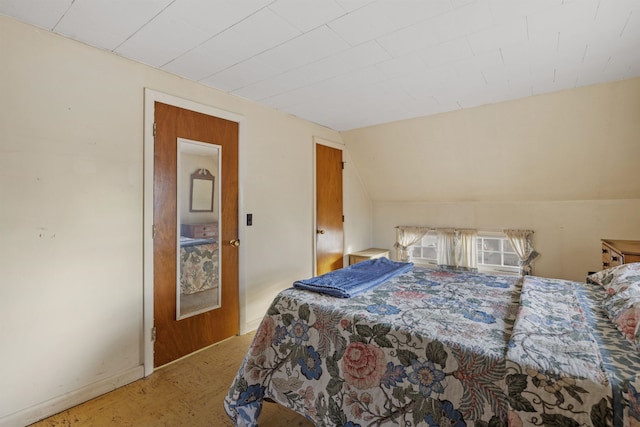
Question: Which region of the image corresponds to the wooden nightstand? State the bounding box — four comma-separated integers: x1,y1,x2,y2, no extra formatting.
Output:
601,239,640,269
348,248,390,265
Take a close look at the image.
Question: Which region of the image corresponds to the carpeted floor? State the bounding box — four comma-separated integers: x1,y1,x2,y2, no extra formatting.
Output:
29,333,314,426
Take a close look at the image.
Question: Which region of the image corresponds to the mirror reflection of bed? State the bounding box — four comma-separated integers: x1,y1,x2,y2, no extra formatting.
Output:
177,139,221,320
179,228,219,315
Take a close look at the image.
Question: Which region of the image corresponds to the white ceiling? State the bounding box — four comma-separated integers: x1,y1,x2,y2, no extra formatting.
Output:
2,0,639,131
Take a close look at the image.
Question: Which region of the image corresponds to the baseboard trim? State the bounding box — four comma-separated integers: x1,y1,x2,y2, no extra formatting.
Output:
1,365,144,427
240,317,261,335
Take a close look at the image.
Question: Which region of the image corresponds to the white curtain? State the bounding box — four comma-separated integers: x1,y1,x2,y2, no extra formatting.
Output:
394,226,431,262
504,229,540,275
436,228,456,267
455,229,478,270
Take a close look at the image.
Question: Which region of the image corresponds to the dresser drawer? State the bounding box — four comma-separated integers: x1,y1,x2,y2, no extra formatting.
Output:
181,223,218,239
601,239,640,269
609,249,623,268
602,243,622,268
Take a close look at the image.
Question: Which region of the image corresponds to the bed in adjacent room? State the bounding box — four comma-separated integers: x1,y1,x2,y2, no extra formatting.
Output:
224,259,640,427
179,237,219,295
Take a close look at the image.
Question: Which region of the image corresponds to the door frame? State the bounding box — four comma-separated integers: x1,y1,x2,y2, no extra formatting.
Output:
143,89,246,376
312,136,345,276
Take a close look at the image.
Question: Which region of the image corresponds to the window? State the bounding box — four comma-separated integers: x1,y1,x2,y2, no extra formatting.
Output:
408,231,519,274
409,233,437,264
476,233,519,273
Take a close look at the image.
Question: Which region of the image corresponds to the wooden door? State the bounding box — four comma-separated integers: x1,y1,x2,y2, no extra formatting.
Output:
153,102,239,367
316,144,344,275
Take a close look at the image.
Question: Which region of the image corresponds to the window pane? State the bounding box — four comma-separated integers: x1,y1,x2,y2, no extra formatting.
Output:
504,253,519,266
485,252,501,265
482,239,500,251
423,247,436,260
422,235,436,246
503,240,515,253
410,247,421,258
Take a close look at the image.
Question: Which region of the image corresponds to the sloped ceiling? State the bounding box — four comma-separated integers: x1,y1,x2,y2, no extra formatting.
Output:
1,0,639,131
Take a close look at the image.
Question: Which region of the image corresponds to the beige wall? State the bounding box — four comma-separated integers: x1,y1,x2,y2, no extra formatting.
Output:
342,79,640,281
0,16,372,425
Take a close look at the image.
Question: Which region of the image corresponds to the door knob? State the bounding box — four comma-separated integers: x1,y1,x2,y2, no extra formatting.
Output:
317,229,325,234
230,239,240,247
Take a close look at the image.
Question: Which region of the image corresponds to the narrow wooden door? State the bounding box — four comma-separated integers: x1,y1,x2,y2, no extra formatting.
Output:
154,102,239,367
316,144,344,275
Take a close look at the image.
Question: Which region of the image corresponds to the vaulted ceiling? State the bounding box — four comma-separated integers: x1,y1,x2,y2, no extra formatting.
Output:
2,0,639,131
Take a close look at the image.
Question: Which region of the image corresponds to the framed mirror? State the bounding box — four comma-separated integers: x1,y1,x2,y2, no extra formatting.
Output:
177,139,221,320
190,169,215,212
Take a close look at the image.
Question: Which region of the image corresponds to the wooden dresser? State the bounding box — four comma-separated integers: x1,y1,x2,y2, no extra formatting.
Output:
181,223,218,239
601,239,640,269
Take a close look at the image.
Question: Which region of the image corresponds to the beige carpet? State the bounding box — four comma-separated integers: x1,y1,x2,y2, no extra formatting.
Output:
29,333,314,426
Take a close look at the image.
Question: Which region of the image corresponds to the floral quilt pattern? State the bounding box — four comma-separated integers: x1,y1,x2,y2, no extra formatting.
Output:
506,276,640,427
225,268,522,427
224,269,640,427
179,243,218,294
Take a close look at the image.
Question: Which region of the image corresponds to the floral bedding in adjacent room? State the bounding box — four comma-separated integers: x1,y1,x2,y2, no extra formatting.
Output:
179,243,218,295
224,267,640,427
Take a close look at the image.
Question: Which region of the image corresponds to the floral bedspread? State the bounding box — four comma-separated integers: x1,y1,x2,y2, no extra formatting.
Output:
225,268,522,426
179,243,218,295
224,268,640,427
506,276,640,427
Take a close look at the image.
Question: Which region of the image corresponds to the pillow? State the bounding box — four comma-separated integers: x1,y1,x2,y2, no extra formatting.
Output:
587,262,640,295
602,284,640,352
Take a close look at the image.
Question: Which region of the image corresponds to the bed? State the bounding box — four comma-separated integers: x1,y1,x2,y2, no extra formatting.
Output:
179,237,219,295
224,260,640,427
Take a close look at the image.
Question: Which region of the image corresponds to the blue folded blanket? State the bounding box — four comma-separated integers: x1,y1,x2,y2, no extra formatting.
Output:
293,257,414,298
